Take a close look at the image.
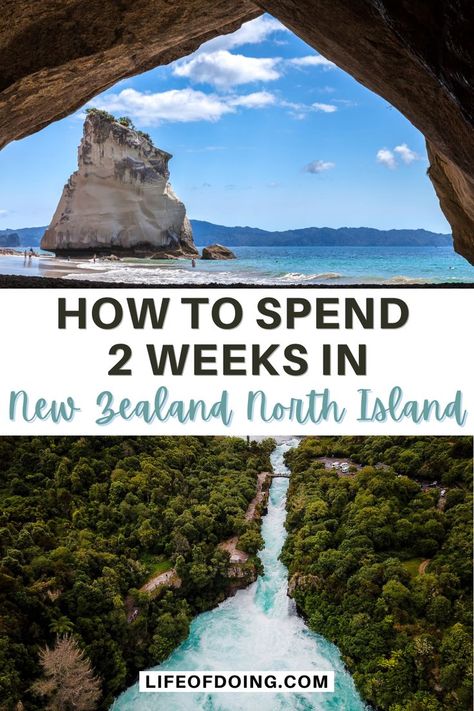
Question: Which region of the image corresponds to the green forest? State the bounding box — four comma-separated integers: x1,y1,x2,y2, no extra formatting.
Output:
0,436,273,710
282,436,473,711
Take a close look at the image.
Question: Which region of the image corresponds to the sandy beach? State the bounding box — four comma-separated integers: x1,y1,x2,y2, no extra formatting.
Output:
0,253,118,280
0,249,473,289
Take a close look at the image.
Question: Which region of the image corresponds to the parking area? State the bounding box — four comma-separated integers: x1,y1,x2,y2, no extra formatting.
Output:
316,457,361,475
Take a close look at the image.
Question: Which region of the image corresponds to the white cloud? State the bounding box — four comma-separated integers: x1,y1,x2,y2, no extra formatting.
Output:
173,50,281,89
200,16,288,52
376,148,397,169
312,102,338,113
229,91,276,108
377,143,421,169
289,55,336,70
0,209,9,218
394,143,420,164
334,99,357,107
304,160,335,174
168,20,336,94
279,100,308,120
185,145,225,153
279,99,340,119
280,100,304,111
96,88,232,123
93,87,275,125
168,17,287,91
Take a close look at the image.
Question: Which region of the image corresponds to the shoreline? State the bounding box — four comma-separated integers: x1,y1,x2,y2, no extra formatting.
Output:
1,249,473,287
121,467,273,704
0,274,472,289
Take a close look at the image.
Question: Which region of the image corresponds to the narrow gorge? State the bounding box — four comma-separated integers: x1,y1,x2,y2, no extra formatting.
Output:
113,439,367,711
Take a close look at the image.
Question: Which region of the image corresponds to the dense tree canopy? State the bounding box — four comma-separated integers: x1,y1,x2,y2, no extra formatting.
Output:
0,436,272,709
282,436,473,711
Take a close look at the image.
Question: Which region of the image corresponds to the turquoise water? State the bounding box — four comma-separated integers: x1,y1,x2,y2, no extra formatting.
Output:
113,440,368,711
70,245,473,284
1,245,472,283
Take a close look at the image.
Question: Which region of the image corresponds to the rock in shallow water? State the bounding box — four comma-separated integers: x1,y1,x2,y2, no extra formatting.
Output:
201,243,236,260
41,111,197,257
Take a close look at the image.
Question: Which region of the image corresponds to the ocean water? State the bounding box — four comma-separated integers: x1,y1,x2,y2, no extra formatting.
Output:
0,245,473,284
57,245,474,284
112,440,369,711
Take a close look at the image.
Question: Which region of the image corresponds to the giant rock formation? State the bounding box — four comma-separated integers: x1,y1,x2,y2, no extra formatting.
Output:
41,112,196,256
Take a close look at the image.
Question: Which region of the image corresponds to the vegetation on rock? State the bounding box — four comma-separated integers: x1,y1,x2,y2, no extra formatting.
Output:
84,108,115,123
85,110,150,144
117,117,134,129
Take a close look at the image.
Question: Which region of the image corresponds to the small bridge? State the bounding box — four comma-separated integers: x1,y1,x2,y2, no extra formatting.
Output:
270,473,290,479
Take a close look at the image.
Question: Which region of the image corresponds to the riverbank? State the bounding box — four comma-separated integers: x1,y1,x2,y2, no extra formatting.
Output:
113,439,367,710
130,470,272,611
0,436,276,710
282,436,473,711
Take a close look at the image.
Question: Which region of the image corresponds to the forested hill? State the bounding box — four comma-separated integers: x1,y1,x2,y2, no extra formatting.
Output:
0,436,273,709
0,223,452,248
0,225,45,247
191,221,452,247
282,436,473,711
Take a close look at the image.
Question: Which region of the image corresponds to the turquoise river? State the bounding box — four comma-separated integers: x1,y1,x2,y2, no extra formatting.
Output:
112,439,369,710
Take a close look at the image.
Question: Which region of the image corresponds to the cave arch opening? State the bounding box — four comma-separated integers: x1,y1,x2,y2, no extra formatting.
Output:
0,13,472,282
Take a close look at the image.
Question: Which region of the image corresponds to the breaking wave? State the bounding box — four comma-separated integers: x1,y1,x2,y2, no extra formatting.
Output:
280,272,343,282
383,275,432,284
63,265,347,286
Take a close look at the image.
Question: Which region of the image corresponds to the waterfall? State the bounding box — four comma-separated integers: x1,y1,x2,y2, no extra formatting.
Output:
113,438,368,710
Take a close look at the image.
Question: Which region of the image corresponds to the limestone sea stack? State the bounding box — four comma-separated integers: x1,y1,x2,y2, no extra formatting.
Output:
41,110,197,257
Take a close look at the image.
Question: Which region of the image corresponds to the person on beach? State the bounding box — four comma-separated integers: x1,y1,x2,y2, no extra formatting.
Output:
192,258,196,268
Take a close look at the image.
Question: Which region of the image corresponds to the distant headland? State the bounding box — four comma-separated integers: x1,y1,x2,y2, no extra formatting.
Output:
191,222,452,248
0,222,452,251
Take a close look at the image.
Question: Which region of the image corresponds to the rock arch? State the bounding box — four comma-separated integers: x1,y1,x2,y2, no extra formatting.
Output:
1,0,473,262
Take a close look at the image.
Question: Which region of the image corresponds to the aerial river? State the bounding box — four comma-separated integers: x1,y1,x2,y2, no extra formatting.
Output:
113,439,368,710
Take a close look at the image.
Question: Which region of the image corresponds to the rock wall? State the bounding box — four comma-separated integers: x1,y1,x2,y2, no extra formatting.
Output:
257,0,474,264
427,145,474,266
41,113,196,256
0,0,259,148
2,0,474,263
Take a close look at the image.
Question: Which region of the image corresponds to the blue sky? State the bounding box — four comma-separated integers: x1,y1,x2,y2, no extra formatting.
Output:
0,15,450,233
